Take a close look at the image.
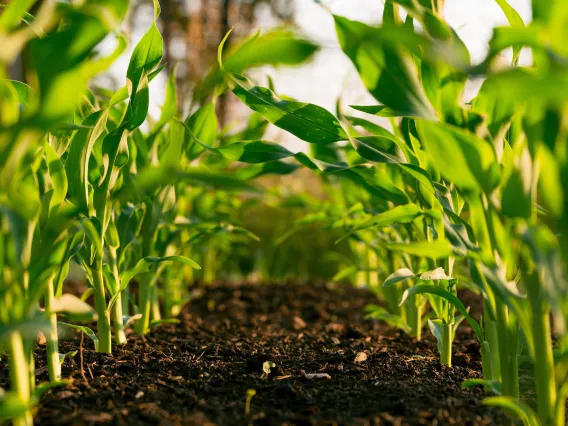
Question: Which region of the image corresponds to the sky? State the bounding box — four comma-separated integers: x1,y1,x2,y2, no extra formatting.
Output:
102,0,532,148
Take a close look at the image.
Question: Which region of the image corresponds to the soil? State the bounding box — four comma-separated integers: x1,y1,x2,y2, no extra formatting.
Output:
1,283,508,426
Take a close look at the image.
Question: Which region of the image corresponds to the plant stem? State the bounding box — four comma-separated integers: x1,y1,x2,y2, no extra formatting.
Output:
495,303,519,398
506,315,519,399
404,293,422,340
121,287,130,316
8,330,33,426
483,300,501,380
108,247,126,345
480,341,494,384
91,256,112,353
151,284,161,321
112,296,126,345
45,277,61,382
532,304,557,425
368,249,379,289
135,273,152,335
440,323,452,367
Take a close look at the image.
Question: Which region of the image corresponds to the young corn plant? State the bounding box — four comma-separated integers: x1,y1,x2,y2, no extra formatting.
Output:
0,0,128,423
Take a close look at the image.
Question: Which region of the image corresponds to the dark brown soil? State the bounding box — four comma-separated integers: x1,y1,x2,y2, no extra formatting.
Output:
2,283,507,425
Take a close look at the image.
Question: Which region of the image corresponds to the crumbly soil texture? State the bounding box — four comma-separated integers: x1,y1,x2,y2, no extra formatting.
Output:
1,283,509,426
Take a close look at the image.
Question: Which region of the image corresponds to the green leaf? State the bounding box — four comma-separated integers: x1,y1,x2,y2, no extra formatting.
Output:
6,171,41,221
225,73,347,144
351,135,407,164
0,391,31,422
136,167,261,193
338,204,422,243
216,140,294,163
109,64,166,106
417,121,500,193
419,267,451,281
126,23,163,106
125,21,163,129
93,126,129,224
537,145,563,218
400,284,483,342
383,268,417,287
161,118,186,167
483,397,540,426
332,265,358,282
44,142,68,218
185,102,218,159
65,110,109,214
350,104,407,118
197,28,318,100
0,0,35,32
427,318,446,356
462,379,502,395
123,314,143,327
80,217,103,257
51,294,97,323
8,80,31,107
501,160,533,219
59,322,99,351
158,64,178,127
58,350,78,364
29,1,127,124
125,76,150,130
334,15,436,119
494,0,525,63
388,239,452,259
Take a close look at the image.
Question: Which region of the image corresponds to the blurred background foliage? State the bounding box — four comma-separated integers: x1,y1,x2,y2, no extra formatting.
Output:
2,0,355,284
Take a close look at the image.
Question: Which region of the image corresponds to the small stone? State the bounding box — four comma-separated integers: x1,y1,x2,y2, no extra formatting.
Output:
293,316,307,330
354,352,368,363
303,372,331,380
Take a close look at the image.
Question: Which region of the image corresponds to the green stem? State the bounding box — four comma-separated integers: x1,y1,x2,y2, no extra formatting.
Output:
112,296,126,345
151,284,161,321
121,287,130,316
108,247,126,345
91,257,112,353
495,303,519,398
440,323,452,367
8,331,33,426
135,273,152,335
506,315,519,399
532,305,557,425
480,341,494,384
404,293,422,340
368,249,378,289
483,300,501,380
45,277,61,382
